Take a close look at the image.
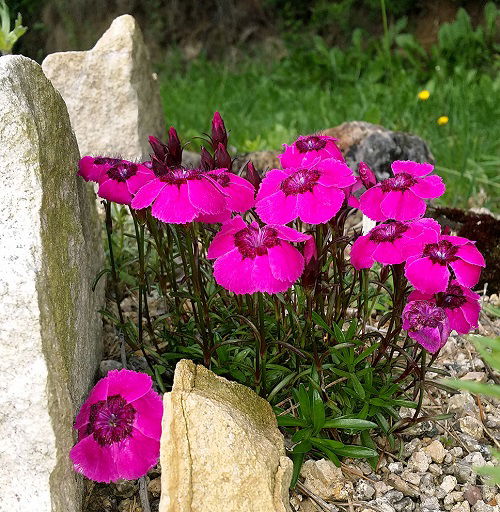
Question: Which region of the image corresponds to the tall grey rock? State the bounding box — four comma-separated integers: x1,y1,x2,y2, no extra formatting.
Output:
42,14,164,161
0,55,105,511
160,360,292,512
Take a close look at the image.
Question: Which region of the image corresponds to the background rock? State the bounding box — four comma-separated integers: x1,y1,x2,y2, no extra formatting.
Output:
159,359,292,512
0,55,104,512
323,121,435,180
42,15,164,161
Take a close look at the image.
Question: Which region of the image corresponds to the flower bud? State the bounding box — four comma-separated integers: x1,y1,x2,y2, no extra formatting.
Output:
358,161,377,189
243,160,261,192
148,135,168,162
200,146,216,171
211,111,228,149
166,126,183,167
214,142,232,170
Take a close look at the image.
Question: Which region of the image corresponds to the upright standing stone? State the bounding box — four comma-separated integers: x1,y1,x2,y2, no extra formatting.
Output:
42,14,164,161
160,360,293,512
0,55,105,512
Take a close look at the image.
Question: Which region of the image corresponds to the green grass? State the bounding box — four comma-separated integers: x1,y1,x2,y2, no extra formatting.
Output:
158,39,500,211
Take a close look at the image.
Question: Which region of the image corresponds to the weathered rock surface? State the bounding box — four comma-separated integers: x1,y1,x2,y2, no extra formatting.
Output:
159,359,292,512
42,14,164,161
323,121,435,180
0,55,104,511
300,459,352,501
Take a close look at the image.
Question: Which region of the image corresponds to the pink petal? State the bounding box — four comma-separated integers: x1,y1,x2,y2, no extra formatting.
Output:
273,224,311,243
132,390,163,440
405,257,450,293
446,308,472,334
196,210,232,224
256,169,288,201
207,217,247,259
127,166,156,194
187,178,226,215
315,159,357,188
410,324,450,353
106,369,152,403
460,300,480,328
359,186,386,221
392,160,434,177
70,435,119,483
225,174,255,212
457,244,486,266
410,175,445,199
213,248,256,294
251,254,294,294
98,179,132,205
350,236,377,269
372,240,406,265
440,235,471,246
78,156,107,182
408,289,433,302
131,179,165,210
268,242,304,282
152,185,198,224
111,429,160,481
256,190,297,225
450,260,481,288
380,190,426,221
297,186,344,224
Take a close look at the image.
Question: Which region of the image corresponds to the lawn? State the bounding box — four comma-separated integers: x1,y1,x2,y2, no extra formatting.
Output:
158,10,499,211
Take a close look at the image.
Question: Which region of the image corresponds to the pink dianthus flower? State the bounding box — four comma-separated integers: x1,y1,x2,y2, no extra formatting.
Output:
408,280,480,334
279,135,344,168
359,160,445,221
350,218,440,269
405,234,485,294
207,216,312,294
130,161,254,224
402,300,451,353
255,159,356,225
70,369,163,483
78,156,152,205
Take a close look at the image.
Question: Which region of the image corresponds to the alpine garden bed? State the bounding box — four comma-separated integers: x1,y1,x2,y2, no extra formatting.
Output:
73,113,498,512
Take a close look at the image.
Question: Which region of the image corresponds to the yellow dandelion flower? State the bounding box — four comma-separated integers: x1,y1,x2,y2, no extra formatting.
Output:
418,90,430,100
437,116,449,126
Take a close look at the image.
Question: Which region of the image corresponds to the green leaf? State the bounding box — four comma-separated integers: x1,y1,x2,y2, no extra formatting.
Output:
333,322,346,344
445,379,500,399
323,418,377,430
345,319,358,341
290,452,305,488
295,384,312,421
310,437,344,450
277,415,308,427
333,445,378,458
312,389,326,432
350,373,366,399
292,440,312,454
312,311,335,337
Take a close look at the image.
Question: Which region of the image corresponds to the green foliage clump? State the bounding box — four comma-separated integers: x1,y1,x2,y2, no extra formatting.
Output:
0,0,27,55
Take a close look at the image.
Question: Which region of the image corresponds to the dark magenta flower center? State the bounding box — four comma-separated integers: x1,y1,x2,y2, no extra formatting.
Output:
422,240,459,265
281,169,320,196
405,301,447,331
437,284,467,310
159,168,204,185
234,226,280,259
380,172,417,192
106,162,138,182
94,157,122,166
295,136,327,153
87,395,136,446
210,172,231,187
368,221,409,243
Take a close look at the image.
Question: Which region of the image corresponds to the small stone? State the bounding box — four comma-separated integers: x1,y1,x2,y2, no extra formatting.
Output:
441,476,458,493
374,481,393,497
421,496,440,510
301,459,352,501
459,417,484,440
471,501,495,512
389,462,404,474
420,473,436,496
485,416,500,429
444,454,453,464
401,470,422,486
387,474,420,498
429,464,443,476
451,503,471,512
408,450,431,473
481,486,497,503
369,500,396,512
118,498,142,512
393,497,416,512
460,372,487,383
455,464,476,485
355,480,376,500
458,434,483,453
425,440,447,464
463,452,487,467
450,447,464,458
384,490,404,504
113,480,138,498
444,492,464,506
403,438,423,459
449,393,479,418
464,485,484,506
99,359,124,377
148,477,161,498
